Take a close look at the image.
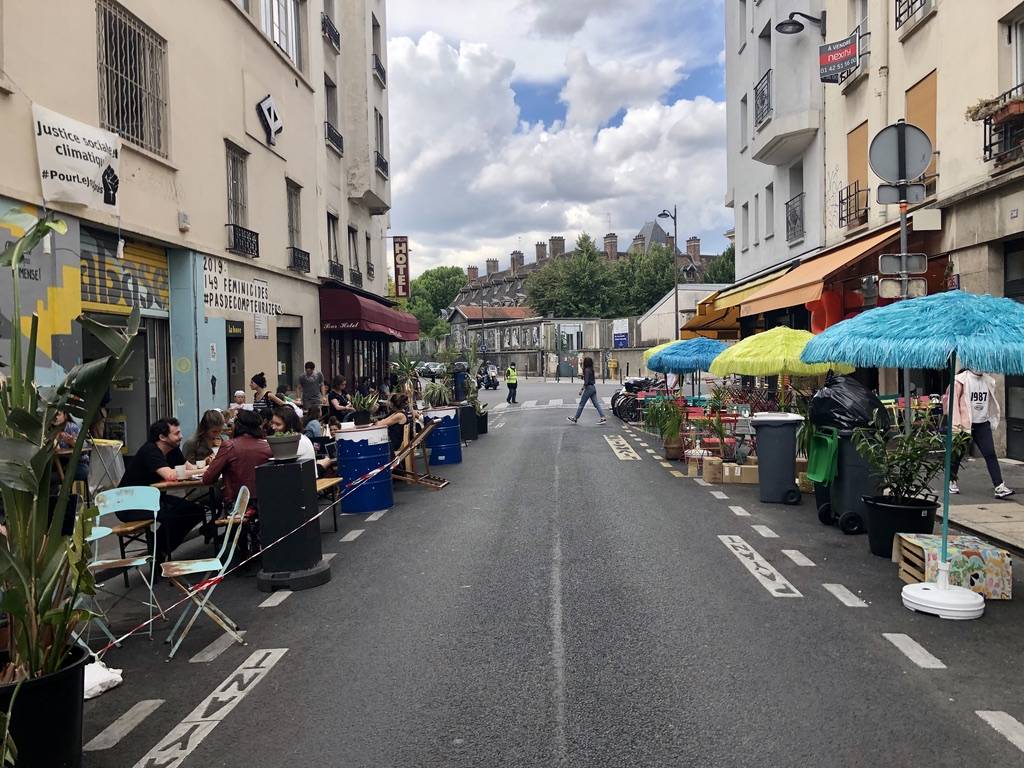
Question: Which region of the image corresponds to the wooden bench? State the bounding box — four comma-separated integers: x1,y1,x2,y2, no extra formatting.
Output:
316,477,344,532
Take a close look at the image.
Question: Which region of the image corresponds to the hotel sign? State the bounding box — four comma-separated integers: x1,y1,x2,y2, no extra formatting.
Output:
393,236,410,298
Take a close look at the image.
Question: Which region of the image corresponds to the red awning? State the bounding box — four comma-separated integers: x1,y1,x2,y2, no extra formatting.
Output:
319,288,419,341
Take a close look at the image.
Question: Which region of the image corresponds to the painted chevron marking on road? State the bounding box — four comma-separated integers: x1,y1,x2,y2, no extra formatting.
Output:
718,535,802,598
603,434,642,461
711,490,730,500
883,633,946,669
823,583,868,607
190,631,248,664
729,505,751,517
258,590,292,608
751,524,777,537
85,699,164,751
366,509,387,522
133,649,287,768
977,711,1024,753
781,549,815,566
340,529,364,542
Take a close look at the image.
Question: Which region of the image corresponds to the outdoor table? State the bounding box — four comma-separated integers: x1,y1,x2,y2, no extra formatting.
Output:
88,439,125,495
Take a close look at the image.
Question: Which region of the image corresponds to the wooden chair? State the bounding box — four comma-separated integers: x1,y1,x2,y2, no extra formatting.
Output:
163,487,250,660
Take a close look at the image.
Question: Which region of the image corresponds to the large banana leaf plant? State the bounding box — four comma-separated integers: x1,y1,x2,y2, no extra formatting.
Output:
0,214,139,681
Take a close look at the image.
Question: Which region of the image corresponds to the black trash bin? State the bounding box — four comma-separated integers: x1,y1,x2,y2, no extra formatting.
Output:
827,430,880,534
751,412,803,505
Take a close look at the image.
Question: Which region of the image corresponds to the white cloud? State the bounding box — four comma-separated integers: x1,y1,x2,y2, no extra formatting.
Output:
523,0,619,37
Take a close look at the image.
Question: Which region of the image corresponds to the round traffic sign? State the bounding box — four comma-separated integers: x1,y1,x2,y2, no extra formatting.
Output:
869,122,932,183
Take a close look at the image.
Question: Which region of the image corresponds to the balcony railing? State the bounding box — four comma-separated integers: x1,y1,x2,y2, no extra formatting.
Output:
895,0,928,29
328,260,344,281
754,69,772,129
226,223,259,258
288,246,310,274
785,192,805,243
983,82,1024,166
838,181,869,229
325,121,344,155
375,151,389,178
321,12,341,52
349,269,363,288
372,54,387,87
366,261,375,279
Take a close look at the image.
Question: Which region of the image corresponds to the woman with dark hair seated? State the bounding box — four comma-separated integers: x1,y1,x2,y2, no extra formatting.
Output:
201,410,272,513
270,407,333,474
377,393,418,453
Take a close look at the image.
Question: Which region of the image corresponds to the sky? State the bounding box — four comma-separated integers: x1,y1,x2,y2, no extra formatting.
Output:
386,0,729,278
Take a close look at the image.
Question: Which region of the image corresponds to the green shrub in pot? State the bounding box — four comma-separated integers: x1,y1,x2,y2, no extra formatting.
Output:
423,381,452,409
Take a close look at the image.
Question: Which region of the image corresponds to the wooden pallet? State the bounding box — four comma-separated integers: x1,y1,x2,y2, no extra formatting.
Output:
896,538,927,585
392,468,449,489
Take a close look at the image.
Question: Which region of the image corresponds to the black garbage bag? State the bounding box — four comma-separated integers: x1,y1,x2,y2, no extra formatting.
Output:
809,373,890,431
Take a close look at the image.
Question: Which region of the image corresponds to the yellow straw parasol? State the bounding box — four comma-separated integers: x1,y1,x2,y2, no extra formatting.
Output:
642,340,677,365
709,326,854,377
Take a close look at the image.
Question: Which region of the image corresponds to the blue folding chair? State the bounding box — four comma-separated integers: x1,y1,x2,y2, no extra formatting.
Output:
87,486,162,642
162,486,250,659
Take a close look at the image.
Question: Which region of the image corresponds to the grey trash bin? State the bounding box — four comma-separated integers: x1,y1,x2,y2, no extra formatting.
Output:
751,412,804,505
828,430,879,534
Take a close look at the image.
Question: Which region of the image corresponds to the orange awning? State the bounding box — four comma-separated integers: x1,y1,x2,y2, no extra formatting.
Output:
740,225,899,317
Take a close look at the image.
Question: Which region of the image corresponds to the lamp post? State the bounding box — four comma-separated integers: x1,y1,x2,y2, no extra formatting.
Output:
658,205,680,392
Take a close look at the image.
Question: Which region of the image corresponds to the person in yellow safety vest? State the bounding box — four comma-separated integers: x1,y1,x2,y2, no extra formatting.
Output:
505,363,518,404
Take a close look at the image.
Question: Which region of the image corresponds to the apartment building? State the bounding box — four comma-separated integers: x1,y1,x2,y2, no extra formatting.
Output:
0,0,410,444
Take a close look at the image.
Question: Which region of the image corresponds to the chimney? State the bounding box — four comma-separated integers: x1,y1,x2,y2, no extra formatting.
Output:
666,235,676,255
486,258,499,275
549,236,565,258
466,265,479,281
631,234,645,253
510,250,525,273
535,242,548,262
604,233,618,260
686,236,701,260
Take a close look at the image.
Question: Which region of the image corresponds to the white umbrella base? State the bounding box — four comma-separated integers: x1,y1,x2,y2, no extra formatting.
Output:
902,582,985,621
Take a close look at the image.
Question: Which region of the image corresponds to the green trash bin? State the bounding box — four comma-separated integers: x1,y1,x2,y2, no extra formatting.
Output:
806,427,839,485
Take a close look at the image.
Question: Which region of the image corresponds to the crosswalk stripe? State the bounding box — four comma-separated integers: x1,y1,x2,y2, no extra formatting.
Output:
549,398,563,406
494,403,508,411
522,400,537,408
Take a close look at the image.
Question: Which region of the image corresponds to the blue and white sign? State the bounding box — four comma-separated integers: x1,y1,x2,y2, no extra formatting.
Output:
612,318,629,349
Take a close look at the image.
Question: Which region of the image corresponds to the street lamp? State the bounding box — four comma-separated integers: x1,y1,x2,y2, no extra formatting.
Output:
775,11,826,36
658,205,680,394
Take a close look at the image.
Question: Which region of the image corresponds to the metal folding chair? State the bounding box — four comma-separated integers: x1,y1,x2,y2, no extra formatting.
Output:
162,486,250,660
85,487,162,644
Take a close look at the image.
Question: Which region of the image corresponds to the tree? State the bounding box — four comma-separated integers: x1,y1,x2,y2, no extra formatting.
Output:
703,244,735,284
400,265,467,338
609,243,677,317
526,233,615,317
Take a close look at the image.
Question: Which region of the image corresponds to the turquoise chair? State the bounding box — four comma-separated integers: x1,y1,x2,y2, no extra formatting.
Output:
162,486,250,659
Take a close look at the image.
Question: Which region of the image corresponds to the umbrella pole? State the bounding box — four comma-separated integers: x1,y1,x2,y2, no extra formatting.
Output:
940,350,956,567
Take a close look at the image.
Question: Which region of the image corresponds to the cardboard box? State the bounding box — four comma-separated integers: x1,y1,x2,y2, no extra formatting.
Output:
687,458,701,477
724,462,758,484
704,457,724,484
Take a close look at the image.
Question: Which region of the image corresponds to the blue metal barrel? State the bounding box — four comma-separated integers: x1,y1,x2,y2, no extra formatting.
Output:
336,425,393,513
425,407,462,465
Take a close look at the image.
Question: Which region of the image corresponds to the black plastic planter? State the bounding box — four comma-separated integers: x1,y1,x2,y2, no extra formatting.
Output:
477,411,488,435
460,404,478,441
0,645,89,767
353,411,372,426
862,496,939,558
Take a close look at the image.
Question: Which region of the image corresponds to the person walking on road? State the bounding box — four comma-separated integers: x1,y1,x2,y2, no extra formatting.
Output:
948,368,1014,498
505,362,518,404
567,356,607,425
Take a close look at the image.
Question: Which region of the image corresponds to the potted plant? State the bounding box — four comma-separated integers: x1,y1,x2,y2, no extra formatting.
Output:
390,354,420,400
460,377,480,441
475,399,489,435
422,381,461,465
660,404,684,460
0,215,137,766
423,380,452,410
350,392,379,426
854,414,970,558
267,430,301,459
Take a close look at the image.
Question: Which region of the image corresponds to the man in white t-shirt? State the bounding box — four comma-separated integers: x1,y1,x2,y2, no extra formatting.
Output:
949,369,1013,498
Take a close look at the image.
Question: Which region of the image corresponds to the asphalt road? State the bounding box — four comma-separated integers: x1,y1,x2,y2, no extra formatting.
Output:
83,386,1024,767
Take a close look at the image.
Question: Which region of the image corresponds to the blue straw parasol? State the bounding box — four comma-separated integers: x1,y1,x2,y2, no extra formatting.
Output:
647,338,727,374
802,290,1024,619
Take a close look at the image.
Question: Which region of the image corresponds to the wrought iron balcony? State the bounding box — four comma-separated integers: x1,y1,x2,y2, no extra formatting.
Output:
226,223,259,258
321,12,341,52
838,181,869,229
895,0,928,29
372,54,387,87
754,69,772,129
366,261,375,279
328,260,344,281
983,82,1024,166
288,246,310,274
785,192,805,243
325,122,344,155
375,151,389,179
349,269,363,288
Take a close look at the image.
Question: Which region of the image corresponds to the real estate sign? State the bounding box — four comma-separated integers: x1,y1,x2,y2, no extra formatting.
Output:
613,318,629,349
819,32,859,83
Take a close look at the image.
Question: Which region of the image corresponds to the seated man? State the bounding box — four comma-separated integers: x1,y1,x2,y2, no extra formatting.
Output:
118,417,207,558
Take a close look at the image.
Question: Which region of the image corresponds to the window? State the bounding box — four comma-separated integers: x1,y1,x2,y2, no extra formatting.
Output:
325,75,338,127
1016,19,1024,86
738,0,747,45
905,70,937,193
740,94,748,148
365,233,374,276
753,192,760,245
740,202,750,251
765,183,774,238
226,144,248,227
286,181,301,247
372,14,382,57
374,109,385,154
96,0,168,157
371,15,387,86
846,121,869,198
327,214,340,262
261,0,301,66
347,226,359,271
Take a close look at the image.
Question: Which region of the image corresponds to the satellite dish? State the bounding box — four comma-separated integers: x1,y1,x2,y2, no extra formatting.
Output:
869,121,932,183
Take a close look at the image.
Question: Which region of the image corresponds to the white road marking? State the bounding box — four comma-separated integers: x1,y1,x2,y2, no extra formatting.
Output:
493,422,506,429
365,509,387,522
670,470,686,478
977,711,1024,753
494,403,508,411
603,435,642,461
823,583,868,607
189,631,248,663
638,442,649,447
711,490,730,500
340,529,364,542
522,400,538,408
322,553,337,562
729,505,751,517
781,549,815,566
549,398,563,406
718,535,802,597
694,478,711,487
85,699,164,751
751,524,777,538
258,590,292,608
660,461,673,468
645,449,657,454
882,633,946,669
133,649,287,768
